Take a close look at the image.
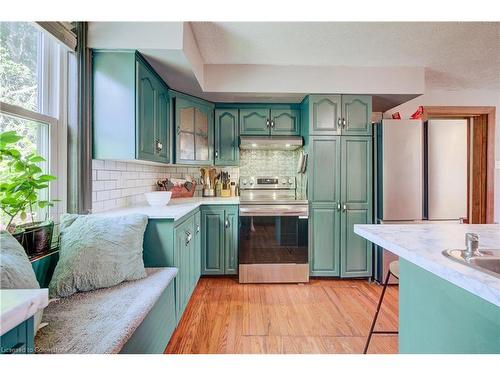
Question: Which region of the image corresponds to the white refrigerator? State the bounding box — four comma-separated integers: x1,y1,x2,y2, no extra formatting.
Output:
375,119,468,283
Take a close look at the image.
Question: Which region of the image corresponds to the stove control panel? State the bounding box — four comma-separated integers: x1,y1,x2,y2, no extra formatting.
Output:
240,176,296,190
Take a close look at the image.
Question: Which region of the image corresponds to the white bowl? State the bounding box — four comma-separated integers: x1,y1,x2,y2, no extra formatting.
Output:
145,191,172,207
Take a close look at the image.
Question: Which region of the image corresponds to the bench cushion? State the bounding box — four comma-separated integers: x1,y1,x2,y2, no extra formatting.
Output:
35,267,177,354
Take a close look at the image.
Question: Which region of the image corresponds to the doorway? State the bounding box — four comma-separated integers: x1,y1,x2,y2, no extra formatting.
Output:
423,106,496,223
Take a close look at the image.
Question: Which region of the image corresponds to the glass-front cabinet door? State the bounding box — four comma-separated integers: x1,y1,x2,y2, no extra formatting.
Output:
175,96,213,165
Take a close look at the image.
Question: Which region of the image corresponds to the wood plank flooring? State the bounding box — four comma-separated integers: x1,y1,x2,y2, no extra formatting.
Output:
165,277,398,354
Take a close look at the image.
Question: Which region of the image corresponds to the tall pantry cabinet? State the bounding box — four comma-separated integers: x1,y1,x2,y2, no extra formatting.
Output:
302,95,373,278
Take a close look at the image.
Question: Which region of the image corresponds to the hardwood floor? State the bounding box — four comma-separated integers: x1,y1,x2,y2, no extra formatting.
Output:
165,277,398,354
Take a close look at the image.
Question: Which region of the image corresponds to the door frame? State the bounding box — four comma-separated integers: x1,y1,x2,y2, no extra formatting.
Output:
422,106,495,223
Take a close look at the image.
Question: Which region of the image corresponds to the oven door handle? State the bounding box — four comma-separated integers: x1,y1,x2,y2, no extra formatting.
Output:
239,206,309,217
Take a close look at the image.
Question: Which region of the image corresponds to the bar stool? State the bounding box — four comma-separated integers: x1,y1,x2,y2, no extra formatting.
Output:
363,260,399,354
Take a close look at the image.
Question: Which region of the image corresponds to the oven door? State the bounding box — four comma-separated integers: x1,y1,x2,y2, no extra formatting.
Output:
239,205,308,265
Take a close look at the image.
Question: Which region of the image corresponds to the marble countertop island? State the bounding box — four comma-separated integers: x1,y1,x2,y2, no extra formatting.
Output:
96,196,240,221
354,224,500,307
1,289,49,335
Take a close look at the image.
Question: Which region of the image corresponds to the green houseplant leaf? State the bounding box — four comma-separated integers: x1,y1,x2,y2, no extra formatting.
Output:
0,130,58,232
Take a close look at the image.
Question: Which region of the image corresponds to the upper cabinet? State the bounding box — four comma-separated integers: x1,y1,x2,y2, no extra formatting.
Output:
214,109,239,166
173,93,214,165
306,95,372,136
239,105,301,136
93,51,170,164
341,95,372,136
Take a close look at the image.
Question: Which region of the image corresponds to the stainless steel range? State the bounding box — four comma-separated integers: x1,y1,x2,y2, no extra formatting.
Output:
238,175,309,283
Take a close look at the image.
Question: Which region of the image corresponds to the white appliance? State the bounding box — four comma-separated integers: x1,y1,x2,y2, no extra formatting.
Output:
375,119,469,283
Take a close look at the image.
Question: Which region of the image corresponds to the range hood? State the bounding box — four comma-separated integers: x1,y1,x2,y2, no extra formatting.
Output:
239,136,303,150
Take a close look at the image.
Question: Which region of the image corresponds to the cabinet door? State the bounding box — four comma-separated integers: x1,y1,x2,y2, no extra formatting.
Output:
310,203,341,276
215,109,239,166
309,136,341,203
310,95,342,135
136,61,158,162
156,86,169,163
175,98,196,163
239,108,270,135
340,136,373,277
175,97,213,165
194,211,201,283
194,105,212,164
270,109,300,135
341,95,372,136
174,223,186,317
201,208,225,275
224,210,238,275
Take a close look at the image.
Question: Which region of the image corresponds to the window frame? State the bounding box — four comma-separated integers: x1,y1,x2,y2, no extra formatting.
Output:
0,23,71,223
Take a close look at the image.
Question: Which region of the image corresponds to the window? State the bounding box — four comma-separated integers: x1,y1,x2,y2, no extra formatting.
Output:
0,22,74,226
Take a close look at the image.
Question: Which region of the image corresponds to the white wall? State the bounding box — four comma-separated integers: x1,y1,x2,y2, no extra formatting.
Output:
383,89,500,223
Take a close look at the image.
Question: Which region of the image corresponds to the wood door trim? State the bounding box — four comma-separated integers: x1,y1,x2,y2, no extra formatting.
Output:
423,106,495,223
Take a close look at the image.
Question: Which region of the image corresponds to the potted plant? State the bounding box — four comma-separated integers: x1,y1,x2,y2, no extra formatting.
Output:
0,130,57,256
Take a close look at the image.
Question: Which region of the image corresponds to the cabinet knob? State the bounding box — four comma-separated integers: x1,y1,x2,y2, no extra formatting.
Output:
342,203,347,212
342,118,347,129
196,224,200,234
270,120,275,128
337,202,341,211
337,118,342,127
215,150,219,159
266,119,270,128
225,219,230,228
177,126,181,135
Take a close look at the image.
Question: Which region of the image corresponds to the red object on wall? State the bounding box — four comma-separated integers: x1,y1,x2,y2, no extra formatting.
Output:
410,106,424,119
391,112,401,119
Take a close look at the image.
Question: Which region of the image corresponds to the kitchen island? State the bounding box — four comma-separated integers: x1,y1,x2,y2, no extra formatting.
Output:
354,224,500,354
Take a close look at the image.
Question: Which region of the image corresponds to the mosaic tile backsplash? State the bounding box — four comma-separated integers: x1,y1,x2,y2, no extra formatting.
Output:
239,149,307,199
239,149,300,176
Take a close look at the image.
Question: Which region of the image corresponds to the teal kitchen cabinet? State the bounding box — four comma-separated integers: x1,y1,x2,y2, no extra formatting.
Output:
340,136,372,277
224,209,239,274
239,106,301,136
193,211,202,285
341,95,372,136
0,318,34,354
309,95,342,135
174,93,214,165
201,205,239,275
309,203,341,276
142,209,201,323
308,136,373,277
305,95,372,136
214,109,239,166
309,136,341,203
270,108,300,135
239,108,270,135
93,50,170,164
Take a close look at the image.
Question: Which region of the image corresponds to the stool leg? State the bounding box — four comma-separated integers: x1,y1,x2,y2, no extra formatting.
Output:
363,269,391,354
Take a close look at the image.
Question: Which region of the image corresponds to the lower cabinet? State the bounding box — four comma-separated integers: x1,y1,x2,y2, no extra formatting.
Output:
142,209,202,324
310,203,341,276
173,213,202,319
201,205,239,275
0,317,34,354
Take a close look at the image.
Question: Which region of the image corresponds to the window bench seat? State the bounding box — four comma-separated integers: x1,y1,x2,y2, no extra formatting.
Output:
35,267,177,354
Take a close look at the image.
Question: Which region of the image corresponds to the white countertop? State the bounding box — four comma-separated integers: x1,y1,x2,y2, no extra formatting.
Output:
354,224,500,307
97,197,240,221
1,289,49,335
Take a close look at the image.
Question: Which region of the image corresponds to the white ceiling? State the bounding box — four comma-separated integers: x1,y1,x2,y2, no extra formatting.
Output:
191,22,500,90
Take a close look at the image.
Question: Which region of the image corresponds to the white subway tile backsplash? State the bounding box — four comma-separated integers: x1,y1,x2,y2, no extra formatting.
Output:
97,170,110,180
91,160,241,213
